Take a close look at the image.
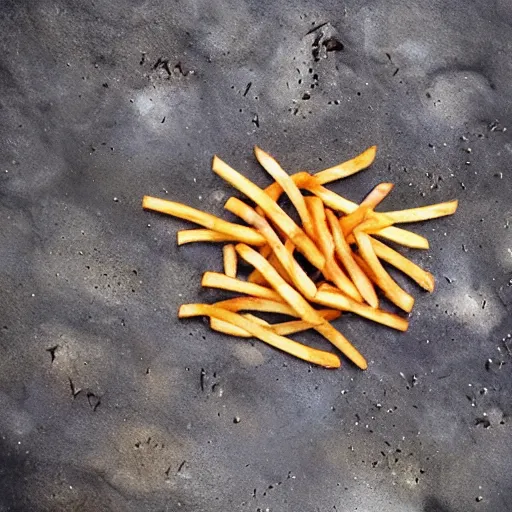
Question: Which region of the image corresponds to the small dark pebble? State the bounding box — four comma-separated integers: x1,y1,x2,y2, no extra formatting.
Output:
323,37,344,52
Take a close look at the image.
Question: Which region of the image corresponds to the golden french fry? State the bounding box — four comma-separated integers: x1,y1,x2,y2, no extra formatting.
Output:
304,196,334,255
179,304,340,368
243,313,271,325
254,146,315,238
259,244,273,257
210,318,253,337
260,169,427,249
326,209,379,308
255,146,377,214
305,196,363,303
235,243,322,324
352,252,379,282
314,145,378,184
247,244,272,285
340,205,370,237
211,310,341,337
303,179,430,249
214,297,299,316
284,238,295,253
143,196,266,246
225,197,317,299
222,244,237,278
381,199,458,223
352,211,395,235
210,313,269,337
354,231,414,312
212,156,325,270
372,226,429,249
314,322,367,370
267,252,294,286
235,245,367,368
201,272,283,302
177,229,243,245
314,286,409,331
255,171,312,216
369,237,435,292
361,182,394,208
247,270,268,285
271,310,341,335
247,244,273,284
305,180,356,213
339,183,394,237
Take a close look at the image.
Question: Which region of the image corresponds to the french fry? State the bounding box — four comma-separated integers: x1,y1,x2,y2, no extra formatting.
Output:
206,310,362,370
267,252,294,286
372,225,429,249
247,270,268,285
352,211,395,236
381,199,458,223
352,249,423,313
225,197,317,299
340,205,371,238
255,171,312,215
369,237,435,292
143,196,266,246
284,238,295,253
210,313,270,337
305,180,357,213
201,272,283,302
271,310,341,335
259,244,273,257
234,243,322,323
214,297,299,316
255,146,377,214
212,156,325,270
305,196,363,302
211,310,341,337
305,196,334,256
314,322,368,370
352,252,379,283
222,244,237,278
247,244,273,284
210,310,354,376
303,179,430,249
314,145,378,184
243,313,271,325
235,244,367,369
361,182,394,208
339,183,394,237
259,169,427,249
254,146,315,238
326,209,379,308
210,318,254,337
314,286,409,331
177,229,242,245
354,231,414,312
179,304,341,368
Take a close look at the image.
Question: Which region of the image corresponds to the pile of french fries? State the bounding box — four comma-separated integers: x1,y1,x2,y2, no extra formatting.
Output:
142,146,457,370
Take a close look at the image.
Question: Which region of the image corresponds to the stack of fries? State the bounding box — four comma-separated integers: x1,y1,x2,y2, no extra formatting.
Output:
142,146,457,370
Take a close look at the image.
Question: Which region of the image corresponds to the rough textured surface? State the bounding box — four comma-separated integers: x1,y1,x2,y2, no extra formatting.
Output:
0,1,511,511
